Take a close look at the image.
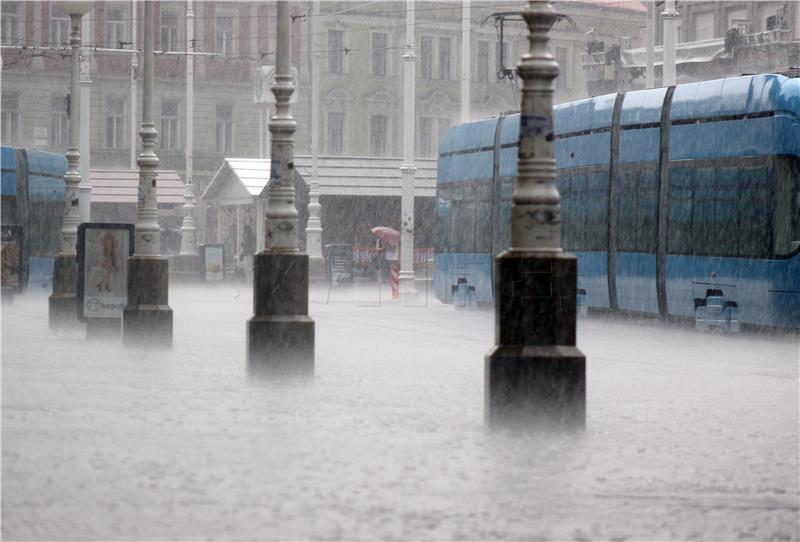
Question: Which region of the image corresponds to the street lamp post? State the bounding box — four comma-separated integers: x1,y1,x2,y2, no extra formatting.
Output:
398,0,418,301
49,2,92,329
306,0,325,281
174,0,199,281
485,1,586,428
122,0,173,347
247,1,314,377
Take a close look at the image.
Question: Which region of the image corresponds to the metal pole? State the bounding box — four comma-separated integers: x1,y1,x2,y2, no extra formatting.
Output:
247,0,314,377
130,0,138,170
123,0,173,347
461,0,471,123
179,0,197,257
485,0,585,428
398,0,418,300
646,2,655,89
306,0,324,278
78,20,91,223
662,0,678,86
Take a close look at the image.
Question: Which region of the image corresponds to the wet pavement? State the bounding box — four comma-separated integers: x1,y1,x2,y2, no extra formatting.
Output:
3,283,798,540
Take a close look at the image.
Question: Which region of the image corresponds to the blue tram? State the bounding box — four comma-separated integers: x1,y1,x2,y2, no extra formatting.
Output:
435,74,800,329
1,146,67,290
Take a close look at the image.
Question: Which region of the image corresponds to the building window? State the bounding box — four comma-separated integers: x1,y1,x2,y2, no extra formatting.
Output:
1,93,20,145
216,105,234,153
49,4,70,46
417,116,433,157
555,47,568,90
420,36,433,79
160,100,180,150
1,2,21,46
105,97,126,148
328,30,344,74
50,95,68,147
216,12,236,57
693,11,715,41
438,37,451,80
477,40,489,82
370,115,387,156
160,10,180,52
105,5,127,48
327,112,344,155
372,32,387,76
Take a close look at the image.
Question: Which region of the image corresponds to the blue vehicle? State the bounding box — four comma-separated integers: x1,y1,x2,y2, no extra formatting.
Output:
1,146,67,291
436,74,800,330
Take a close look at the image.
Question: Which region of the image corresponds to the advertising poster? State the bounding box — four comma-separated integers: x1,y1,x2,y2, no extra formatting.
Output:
1,225,23,293
203,244,224,282
77,224,134,320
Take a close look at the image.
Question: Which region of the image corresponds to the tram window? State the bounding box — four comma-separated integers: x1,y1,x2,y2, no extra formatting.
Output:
27,199,61,257
475,183,492,253
737,166,771,259
668,164,773,258
667,168,694,255
435,195,451,254
617,169,657,253
773,157,799,256
584,172,608,251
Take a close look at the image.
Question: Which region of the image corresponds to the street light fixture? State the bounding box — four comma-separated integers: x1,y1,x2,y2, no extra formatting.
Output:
48,1,92,329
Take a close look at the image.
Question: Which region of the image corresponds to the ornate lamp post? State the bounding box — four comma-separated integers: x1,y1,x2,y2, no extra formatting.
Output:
485,1,585,428
247,1,314,376
398,0,418,301
174,0,199,280
122,1,173,347
49,1,92,329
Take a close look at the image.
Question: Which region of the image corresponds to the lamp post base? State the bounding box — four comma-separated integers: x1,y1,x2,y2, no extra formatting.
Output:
247,251,314,377
48,253,80,329
485,250,586,429
485,345,585,429
122,256,173,348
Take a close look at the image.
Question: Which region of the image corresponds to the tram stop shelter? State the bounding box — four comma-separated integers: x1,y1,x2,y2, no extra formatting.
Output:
201,156,437,274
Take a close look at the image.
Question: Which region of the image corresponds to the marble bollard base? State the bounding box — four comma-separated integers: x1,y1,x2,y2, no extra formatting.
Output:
123,256,173,348
169,253,201,283
247,315,315,377
486,250,586,428
49,253,80,329
485,345,585,429
248,251,314,377
86,317,121,341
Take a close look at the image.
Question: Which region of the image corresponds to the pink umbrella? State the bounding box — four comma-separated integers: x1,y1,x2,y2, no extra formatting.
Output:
371,226,400,243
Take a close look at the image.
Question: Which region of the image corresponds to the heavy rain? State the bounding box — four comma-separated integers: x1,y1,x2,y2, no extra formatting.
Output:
2,0,799,540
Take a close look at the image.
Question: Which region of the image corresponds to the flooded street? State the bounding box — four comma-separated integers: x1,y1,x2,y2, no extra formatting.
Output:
3,285,798,540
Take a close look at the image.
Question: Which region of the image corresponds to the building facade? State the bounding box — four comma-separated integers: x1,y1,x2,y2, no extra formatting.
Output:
1,0,645,248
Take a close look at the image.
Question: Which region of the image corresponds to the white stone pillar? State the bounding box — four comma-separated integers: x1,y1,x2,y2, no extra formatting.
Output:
661,0,679,86
306,0,324,277
78,15,91,223
179,0,198,257
399,0,418,299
